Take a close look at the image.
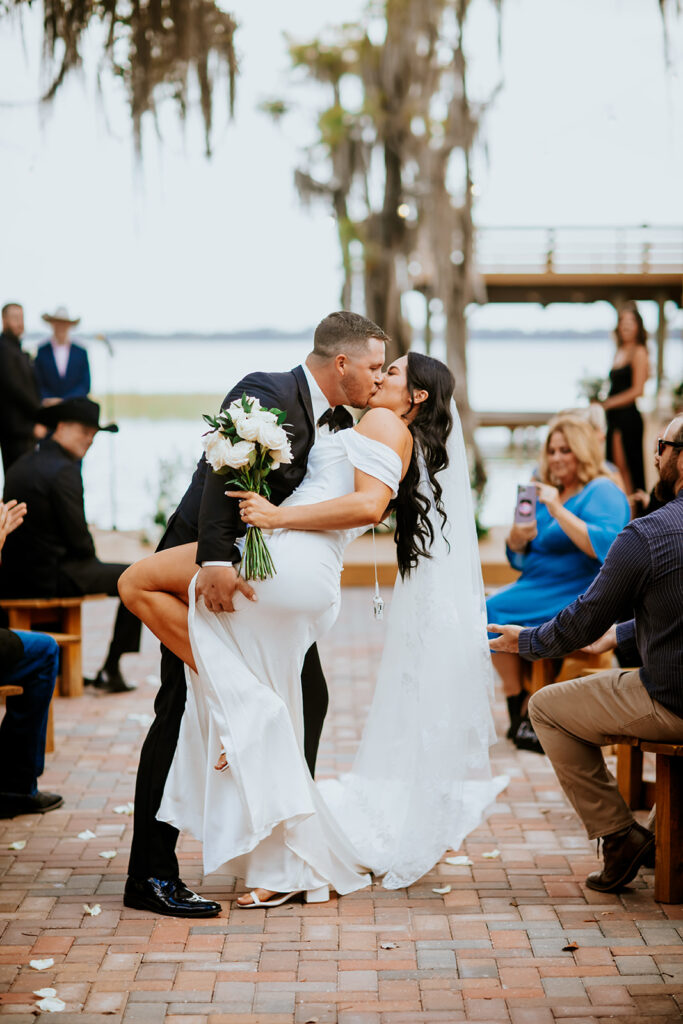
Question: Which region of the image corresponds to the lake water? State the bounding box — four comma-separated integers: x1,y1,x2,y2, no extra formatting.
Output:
17,333,683,531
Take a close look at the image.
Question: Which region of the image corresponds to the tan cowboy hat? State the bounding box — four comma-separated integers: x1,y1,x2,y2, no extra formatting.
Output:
42,305,81,326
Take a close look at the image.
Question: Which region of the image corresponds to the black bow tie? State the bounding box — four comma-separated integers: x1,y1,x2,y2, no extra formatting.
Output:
317,406,354,432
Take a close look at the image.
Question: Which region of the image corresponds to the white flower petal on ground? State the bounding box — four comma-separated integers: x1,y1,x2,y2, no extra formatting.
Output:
99,850,117,860
36,995,66,1012
444,855,473,866
432,885,452,894
77,830,96,841
482,849,501,859
113,803,134,815
379,942,399,950
8,840,26,850
30,959,54,971
33,989,57,998
83,904,102,916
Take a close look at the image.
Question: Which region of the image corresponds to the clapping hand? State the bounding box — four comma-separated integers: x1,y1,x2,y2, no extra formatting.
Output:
0,499,27,552
227,491,282,530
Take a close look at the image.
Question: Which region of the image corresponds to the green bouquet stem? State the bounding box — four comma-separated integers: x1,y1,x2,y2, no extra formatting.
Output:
240,524,276,581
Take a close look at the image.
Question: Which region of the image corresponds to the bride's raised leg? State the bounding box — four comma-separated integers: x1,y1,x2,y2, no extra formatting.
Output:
118,543,200,671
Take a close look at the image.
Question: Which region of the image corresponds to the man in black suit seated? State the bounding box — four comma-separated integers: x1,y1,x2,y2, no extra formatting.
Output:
1,398,141,694
0,499,62,819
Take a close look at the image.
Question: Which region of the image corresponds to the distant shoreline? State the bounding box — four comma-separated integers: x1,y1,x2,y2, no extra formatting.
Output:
24,327,622,343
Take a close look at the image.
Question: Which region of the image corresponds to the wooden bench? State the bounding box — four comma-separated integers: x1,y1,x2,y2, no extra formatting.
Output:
615,739,683,904
522,649,614,695
0,595,107,697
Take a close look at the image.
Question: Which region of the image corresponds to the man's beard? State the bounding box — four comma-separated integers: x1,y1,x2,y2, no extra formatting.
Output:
654,464,677,504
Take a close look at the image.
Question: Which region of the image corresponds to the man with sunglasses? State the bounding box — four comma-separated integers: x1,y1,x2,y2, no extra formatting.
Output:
489,416,683,894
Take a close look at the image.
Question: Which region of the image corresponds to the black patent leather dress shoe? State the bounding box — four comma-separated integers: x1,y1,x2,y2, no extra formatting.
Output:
85,667,136,694
124,877,221,917
586,821,655,893
0,791,64,819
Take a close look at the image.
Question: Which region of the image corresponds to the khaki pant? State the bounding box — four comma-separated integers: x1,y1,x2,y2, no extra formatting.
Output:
528,669,683,840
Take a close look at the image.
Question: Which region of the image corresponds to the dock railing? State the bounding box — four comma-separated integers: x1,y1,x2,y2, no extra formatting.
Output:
475,225,683,275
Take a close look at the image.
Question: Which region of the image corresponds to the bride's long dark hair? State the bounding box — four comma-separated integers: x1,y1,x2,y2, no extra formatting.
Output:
392,352,456,578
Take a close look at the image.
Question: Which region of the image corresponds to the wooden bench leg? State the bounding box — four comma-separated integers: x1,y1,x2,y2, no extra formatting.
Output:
654,754,683,904
45,698,55,754
7,609,32,631
59,605,83,697
616,743,644,810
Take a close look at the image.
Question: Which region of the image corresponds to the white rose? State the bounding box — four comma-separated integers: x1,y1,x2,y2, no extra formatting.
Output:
202,431,255,471
236,415,262,442
228,406,248,434
256,420,289,450
268,442,293,469
222,439,257,469
203,431,233,470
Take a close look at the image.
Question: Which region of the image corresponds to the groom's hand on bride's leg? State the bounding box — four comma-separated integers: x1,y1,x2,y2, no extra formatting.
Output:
196,565,257,613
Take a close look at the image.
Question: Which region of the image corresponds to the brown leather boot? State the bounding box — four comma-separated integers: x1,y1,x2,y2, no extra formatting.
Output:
586,821,654,893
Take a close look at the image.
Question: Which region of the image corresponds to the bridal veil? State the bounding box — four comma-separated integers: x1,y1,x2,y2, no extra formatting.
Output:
319,399,508,888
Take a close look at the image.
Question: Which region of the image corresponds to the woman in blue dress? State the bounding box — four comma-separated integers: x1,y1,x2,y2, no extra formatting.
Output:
487,415,630,747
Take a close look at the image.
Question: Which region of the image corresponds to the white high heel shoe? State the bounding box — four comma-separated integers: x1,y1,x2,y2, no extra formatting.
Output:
238,885,329,908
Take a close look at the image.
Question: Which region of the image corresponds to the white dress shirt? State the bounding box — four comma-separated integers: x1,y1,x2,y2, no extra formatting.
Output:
301,362,333,434
51,341,70,377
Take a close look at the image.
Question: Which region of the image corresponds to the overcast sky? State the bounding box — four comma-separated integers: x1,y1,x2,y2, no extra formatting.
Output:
0,0,682,336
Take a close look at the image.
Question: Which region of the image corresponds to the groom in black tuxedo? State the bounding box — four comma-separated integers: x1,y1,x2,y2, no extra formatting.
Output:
126,311,388,916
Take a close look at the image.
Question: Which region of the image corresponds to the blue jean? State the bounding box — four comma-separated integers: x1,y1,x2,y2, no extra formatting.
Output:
0,631,59,796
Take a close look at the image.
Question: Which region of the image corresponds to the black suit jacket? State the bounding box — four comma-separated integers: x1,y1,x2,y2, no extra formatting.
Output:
161,366,315,563
0,627,24,676
0,332,40,443
1,438,97,597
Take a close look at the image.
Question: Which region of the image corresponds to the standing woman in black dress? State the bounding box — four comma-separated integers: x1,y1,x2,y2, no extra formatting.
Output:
601,306,650,494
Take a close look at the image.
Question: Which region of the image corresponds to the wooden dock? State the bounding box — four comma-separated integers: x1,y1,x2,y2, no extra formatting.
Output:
476,225,683,390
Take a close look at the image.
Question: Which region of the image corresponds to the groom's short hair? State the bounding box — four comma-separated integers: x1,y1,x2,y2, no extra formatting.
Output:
313,311,389,359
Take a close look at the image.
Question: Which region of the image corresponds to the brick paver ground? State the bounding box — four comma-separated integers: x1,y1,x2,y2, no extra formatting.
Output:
2,588,682,1023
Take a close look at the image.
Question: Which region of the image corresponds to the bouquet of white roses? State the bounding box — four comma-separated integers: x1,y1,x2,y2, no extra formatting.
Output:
202,394,293,580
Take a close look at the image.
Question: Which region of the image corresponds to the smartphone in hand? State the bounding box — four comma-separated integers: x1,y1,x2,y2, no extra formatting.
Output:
514,484,537,525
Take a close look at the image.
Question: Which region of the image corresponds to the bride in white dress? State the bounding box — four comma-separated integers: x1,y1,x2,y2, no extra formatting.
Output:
120,353,507,907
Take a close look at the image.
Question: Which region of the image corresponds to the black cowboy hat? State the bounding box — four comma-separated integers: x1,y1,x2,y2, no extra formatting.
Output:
37,397,118,433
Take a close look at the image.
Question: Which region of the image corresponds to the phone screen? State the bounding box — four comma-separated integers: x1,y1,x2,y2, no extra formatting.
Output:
514,484,537,525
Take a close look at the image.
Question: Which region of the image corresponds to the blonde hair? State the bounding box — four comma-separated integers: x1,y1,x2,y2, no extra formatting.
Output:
539,414,610,488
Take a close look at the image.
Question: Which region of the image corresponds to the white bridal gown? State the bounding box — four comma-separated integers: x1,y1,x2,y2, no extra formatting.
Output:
158,421,507,894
